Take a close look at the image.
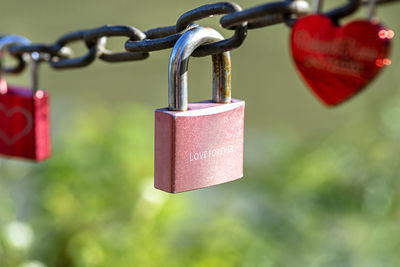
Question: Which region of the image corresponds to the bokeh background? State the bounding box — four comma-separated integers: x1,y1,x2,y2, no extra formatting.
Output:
1,0,400,266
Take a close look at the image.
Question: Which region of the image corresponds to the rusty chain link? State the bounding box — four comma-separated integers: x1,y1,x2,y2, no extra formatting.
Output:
1,0,398,73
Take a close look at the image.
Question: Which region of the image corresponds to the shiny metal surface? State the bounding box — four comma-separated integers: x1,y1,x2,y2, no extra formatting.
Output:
0,35,31,54
220,0,310,29
367,0,379,20
0,35,31,75
30,52,41,92
313,0,323,13
168,26,231,111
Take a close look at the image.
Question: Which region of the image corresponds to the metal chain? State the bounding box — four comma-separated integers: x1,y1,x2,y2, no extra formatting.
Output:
1,0,398,73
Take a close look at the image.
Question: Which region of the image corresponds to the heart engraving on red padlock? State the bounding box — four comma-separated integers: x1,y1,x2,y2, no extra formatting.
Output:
291,15,392,106
0,104,33,146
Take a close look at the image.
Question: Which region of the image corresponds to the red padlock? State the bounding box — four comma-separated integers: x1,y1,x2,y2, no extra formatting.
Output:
154,26,245,193
0,38,50,161
290,0,392,106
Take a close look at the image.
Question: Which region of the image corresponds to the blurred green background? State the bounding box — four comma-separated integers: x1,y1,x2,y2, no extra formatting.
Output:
1,0,400,266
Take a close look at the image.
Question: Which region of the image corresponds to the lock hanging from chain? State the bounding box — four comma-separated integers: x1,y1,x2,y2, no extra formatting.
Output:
154,26,245,193
0,35,51,161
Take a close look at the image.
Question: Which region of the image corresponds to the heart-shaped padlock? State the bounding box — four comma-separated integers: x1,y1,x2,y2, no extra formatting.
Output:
290,2,392,106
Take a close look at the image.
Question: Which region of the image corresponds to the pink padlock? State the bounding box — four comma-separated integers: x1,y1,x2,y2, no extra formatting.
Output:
154,26,245,193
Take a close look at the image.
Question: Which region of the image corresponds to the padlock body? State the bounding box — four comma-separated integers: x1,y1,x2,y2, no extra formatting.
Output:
0,85,50,161
155,99,245,193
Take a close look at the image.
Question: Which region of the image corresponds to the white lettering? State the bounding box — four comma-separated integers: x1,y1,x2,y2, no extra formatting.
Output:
189,145,235,162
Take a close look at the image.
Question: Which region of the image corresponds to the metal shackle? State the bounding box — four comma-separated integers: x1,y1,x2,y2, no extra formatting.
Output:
367,0,378,20
312,0,324,13
312,0,361,20
168,26,231,111
0,35,42,92
0,35,31,77
0,35,31,59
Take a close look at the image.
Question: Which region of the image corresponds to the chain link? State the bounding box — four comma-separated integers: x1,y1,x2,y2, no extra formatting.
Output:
220,0,308,29
48,29,101,69
175,2,248,57
0,0,398,73
84,25,149,63
125,25,198,53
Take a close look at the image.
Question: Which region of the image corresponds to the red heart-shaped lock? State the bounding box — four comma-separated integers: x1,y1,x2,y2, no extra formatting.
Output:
290,15,392,106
